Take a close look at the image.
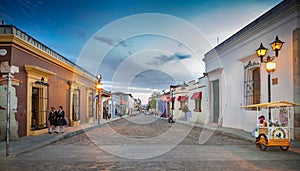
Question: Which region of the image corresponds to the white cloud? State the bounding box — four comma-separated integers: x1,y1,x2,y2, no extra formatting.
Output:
78,3,281,100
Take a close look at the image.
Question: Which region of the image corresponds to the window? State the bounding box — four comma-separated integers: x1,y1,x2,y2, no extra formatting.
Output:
195,100,201,112
191,92,202,112
72,88,80,121
31,83,48,130
179,101,185,110
88,91,94,117
244,61,261,109
177,96,188,110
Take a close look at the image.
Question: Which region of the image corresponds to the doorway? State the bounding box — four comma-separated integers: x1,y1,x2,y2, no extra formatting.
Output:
212,80,219,123
31,87,47,130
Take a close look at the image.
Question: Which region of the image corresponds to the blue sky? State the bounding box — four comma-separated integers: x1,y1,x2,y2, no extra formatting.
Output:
0,0,282,103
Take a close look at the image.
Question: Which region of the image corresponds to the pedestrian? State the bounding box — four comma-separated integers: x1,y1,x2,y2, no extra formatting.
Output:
55,106,66,134
168,115,175,123
258,115,267,127
103,106,107,120
48,107,57,134
107,107,111,120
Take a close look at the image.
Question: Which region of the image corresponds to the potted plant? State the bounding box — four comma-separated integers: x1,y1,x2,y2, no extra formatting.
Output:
182,105,188,113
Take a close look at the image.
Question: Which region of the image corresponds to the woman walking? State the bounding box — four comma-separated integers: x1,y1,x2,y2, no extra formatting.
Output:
55,106,66,134
48,107,57,134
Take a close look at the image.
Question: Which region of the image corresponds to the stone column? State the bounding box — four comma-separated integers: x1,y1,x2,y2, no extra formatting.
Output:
293,29,300,140
0,85,19,140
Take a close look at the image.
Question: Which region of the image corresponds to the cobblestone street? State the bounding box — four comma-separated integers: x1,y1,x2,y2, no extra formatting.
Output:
1,115,300,170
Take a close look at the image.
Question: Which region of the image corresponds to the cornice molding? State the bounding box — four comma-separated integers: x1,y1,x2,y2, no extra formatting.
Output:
24,64,57,79
0,34,96,83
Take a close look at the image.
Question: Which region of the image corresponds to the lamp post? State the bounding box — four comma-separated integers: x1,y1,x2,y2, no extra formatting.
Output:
96,74,103,124
170,85,175,117
256,36,284,122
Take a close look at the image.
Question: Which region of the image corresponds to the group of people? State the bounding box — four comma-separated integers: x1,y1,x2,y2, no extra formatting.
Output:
48,106,67,134
103,107,111,120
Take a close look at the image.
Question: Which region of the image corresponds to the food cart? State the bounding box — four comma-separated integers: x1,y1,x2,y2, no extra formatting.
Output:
242,101,299,151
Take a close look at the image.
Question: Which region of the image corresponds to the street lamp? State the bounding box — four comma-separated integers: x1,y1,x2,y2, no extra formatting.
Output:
170,85,175,117
256,36,284,122
270,36,284,57
96,74,103,124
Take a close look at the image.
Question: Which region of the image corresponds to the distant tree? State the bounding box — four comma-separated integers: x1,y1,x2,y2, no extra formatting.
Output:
147,104,151,110
147,92,160,110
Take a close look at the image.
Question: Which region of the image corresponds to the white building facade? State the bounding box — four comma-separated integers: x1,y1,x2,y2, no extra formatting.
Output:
173,83,188,119
203,0,300,139
187,77,208,124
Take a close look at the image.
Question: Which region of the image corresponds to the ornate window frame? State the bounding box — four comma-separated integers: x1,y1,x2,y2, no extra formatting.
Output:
25,65,56,135
243,61,261,109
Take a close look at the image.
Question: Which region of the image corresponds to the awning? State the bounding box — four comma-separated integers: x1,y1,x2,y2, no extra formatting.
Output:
120,99,127,105
190,92,202,100
241,100,299,109
177,96,188,101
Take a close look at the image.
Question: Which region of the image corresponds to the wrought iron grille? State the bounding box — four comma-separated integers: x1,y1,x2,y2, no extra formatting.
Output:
31,81,49,130
244,61,261,110
72,88,80,121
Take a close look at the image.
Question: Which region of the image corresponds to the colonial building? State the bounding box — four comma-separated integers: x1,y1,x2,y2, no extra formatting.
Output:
0,25,111,139
203,0,300,139
111,92,135,117
172,83,188,119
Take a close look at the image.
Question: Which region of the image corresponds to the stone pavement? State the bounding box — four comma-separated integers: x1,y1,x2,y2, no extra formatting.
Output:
162,116,300,147
175,119,256,142
0,117,121,157
0,115,299,158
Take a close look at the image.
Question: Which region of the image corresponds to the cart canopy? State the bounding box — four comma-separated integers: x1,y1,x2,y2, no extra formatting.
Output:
241,100,299,109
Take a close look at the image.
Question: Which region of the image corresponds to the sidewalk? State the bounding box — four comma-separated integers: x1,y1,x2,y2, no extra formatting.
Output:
0,117,120,158
174,118,300,148
175,119,255,142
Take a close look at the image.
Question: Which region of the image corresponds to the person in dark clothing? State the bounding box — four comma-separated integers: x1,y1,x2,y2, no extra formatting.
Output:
107,107,111,120
55,106,65,134
103,106,107,120
48,107,57,134
168,115,175,123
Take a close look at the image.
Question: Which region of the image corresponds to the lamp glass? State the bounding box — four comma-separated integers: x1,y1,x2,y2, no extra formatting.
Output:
97,74,101,80
256,43,267,57
266,61,276,73
270,36,284,51
96,82,103,90
271,42,283,51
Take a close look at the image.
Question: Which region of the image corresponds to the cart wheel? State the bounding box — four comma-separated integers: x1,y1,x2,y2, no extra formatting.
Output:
280,146,289,151
258,134,267,151
259,143,267,151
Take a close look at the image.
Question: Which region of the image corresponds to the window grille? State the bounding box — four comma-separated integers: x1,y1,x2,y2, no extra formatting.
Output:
88,91,94,117
31,81,49,130
72,88,80,121
244,61,261,109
